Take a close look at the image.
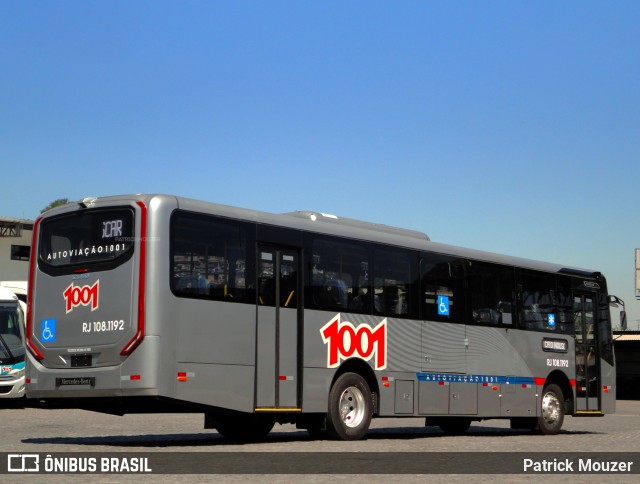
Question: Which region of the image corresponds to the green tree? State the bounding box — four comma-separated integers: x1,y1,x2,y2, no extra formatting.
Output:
41,198,70,213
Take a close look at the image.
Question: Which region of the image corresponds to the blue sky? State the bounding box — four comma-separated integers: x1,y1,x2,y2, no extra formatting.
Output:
1,1,639,325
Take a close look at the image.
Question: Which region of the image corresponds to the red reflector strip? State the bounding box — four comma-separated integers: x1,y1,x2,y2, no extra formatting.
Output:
482,382,489,387
121,375,141,381
534,377,546,386
279,375,294,381
177,372,187,382
603,386,610,393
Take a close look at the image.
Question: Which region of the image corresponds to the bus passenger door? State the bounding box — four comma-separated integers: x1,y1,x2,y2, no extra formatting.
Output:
256,246,300,409
574,293,601,412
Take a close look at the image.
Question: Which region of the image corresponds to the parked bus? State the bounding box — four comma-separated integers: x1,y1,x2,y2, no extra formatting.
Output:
0,286,26,398
26,195,620,440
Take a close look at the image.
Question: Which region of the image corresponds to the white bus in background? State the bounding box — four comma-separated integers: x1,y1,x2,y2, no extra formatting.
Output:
0,286,26,398
0,281,28,304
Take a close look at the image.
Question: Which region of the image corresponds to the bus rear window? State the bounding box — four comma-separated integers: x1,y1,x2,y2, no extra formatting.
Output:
39,208,134,269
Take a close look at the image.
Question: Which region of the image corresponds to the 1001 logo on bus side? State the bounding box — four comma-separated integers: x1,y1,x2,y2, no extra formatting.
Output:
320,314,387,370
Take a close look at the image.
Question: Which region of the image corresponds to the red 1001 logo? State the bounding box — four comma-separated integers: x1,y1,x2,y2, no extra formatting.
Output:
320,314,387,370
63,280,99,313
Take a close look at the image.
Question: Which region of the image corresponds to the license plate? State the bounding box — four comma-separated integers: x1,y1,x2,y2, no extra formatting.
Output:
56,377,95,386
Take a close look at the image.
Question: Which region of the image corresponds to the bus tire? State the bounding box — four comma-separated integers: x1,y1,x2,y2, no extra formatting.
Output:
439,417,472,435
215,415,275,441
537,383,565,435
326,372,373,441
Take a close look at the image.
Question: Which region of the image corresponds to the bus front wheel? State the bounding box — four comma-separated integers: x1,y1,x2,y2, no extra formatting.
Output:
537,383,565,435
326,372,373,441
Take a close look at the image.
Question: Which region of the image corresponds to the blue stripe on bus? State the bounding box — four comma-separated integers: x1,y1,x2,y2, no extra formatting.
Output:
416,373,535,385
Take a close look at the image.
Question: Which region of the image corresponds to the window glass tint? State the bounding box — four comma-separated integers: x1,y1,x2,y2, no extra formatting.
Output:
39,208,134,267
171,212,255,304
555,275,574,333
597,291,614,365
305,235,369,312
468,261,514,325
421,253,465,323
11,245,30,261
0,302,25,360
258,249,297,309
258,250,276,307
517,270,566,332
373,247,417,317
279,252,298,309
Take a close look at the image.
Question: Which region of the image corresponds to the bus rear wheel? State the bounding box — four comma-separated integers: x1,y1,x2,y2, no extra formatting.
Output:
537,383,565,435
215,415,275,441
326,372,373,441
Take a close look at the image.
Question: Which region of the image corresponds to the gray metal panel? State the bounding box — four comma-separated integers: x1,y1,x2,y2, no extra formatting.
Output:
278,307,298,407
450,382,478,415
300,367,333,413
176,300,256,366
477,383,501,417
465,326,534,376
174,362,255,413
500,383,536,417
387,318,422,372
394,380,414,414
256,305,276,407
418,381,449,415
421,322,466,373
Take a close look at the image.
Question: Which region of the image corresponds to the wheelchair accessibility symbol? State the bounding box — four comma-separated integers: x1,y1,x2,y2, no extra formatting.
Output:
437,296,450,317
41,319,57,343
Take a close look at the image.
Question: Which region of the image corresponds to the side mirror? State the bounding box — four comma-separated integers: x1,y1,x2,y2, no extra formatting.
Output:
621,310,628,331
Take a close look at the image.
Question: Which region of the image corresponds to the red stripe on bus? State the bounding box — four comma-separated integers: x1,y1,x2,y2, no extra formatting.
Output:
26,216,44,360
121,201,147,356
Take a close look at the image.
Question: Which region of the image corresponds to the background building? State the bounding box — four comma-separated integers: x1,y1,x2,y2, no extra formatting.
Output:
0,217,33,281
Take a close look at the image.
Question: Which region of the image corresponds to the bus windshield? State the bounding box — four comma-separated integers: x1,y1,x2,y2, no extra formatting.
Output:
0,302,25,361
38,208,134,269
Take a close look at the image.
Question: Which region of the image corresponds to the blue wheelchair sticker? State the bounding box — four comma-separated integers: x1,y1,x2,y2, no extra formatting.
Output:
547,314,556,328
437,296,450,317
41,319,57,343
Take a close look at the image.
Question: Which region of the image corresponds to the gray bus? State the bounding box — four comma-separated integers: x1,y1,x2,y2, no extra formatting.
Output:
26,194,619,440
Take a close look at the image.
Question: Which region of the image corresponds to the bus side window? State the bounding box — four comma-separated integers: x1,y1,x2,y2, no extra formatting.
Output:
516,270,557,332
304,235,369,313
467,261,514,325
420,254,465,323
556,275,574,334
373,247,418,318
170,212,256,304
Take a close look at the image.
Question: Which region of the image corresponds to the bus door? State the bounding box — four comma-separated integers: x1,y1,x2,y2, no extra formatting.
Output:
573,292,601,412
256,245,300,409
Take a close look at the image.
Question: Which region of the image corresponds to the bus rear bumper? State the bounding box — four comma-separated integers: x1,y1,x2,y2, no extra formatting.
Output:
25,336,161,400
